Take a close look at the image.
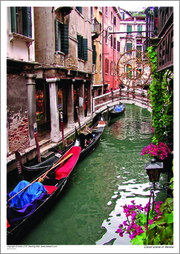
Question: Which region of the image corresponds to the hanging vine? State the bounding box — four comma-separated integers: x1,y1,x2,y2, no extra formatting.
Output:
147,46,173,148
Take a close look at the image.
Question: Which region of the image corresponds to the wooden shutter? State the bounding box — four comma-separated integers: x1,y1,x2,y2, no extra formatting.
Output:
126,43,132,53
77,34,83,59
127,25,132,34
10,7,17,33
22,7,32,37
55,19,59,51
92,44,96,64
83,38,88,61
60,23,69,54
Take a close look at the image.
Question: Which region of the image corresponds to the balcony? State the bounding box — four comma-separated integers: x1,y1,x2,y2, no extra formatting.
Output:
157,23,173,72
156,7,173,72
91,18,101,40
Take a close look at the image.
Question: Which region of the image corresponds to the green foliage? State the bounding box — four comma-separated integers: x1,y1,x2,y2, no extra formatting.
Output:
147,46,173,146
131,198,173,245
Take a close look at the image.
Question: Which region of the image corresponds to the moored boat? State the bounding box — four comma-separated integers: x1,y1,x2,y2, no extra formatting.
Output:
17,115,106,181
108,103,125,121
7,141,81,245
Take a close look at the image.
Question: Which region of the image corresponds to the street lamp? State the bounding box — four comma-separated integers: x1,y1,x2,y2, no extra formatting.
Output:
144,158,163,190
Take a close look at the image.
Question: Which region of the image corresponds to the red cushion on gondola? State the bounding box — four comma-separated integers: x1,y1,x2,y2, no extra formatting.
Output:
7,219,10,228
44,185,57,194
55,146,81,180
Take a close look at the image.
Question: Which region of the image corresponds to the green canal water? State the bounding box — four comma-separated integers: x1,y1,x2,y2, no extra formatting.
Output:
19,104,168,247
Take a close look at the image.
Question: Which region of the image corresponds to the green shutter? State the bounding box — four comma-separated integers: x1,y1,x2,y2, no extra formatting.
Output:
127,25,132,34
126,43,132,53
10,7,17,33
83,38,88,61
55,19,59,51
22,7,32,37
92,44,96,64
60,23,69,54
77,34,82,59
138,25,142,32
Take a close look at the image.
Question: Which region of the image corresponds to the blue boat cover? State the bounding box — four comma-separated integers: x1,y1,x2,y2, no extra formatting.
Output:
7,180,49,227
114,105,124,112
8,180,47,208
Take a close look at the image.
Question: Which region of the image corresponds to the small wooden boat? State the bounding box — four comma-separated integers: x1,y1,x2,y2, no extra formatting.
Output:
7,140,81,245
19,115,106,181
108,103,125,121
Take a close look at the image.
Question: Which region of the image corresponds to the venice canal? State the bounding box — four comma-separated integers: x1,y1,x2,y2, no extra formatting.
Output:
18,104,168,246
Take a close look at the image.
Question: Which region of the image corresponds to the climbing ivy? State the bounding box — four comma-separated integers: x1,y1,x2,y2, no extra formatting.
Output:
147,46,173,147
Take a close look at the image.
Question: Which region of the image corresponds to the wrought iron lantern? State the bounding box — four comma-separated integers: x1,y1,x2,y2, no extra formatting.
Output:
144,158,163,189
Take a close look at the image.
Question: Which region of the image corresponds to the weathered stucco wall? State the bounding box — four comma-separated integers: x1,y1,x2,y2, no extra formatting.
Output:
7,73,29,152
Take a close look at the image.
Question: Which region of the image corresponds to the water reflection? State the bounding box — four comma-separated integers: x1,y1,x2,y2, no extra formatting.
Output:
19,104,167,246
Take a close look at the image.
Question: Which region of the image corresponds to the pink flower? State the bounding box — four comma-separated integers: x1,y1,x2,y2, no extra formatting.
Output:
117,228,124,237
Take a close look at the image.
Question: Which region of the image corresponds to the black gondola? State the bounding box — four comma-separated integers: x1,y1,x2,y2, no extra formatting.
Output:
108,103,125,121
18,115,106,181
7,140,81,245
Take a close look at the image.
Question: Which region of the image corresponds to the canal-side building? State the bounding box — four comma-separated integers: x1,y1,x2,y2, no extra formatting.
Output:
33,6,93,142
6,6,93,156
91,7,103,97
102,7,122,92
116,9,151,89
6,7,38,154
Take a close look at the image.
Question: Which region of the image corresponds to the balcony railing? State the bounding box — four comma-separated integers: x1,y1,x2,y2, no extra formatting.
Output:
91,18,101,40
157,23,173,72
156,7,173,72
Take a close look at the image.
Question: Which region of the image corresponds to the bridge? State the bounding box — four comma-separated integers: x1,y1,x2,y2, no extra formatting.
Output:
93,87,152,115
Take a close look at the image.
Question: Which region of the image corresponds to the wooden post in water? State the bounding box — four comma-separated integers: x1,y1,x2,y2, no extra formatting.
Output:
33,123,41,163
60,111,65,147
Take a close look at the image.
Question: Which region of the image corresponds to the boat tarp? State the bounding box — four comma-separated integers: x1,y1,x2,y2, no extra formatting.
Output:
55,146,81,180
7,180,49,227
114,105,124,112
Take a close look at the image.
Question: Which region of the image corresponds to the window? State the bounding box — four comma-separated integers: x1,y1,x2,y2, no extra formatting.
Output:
126,65,132,78
55,19,69,54
111,12,113,23
136,45,142,59
10,7,32,37
126,43,132,54
99,54,102,72
105,30,108,44
136,69,142,79
105,7,108,16
117,41,120,52
76,7,82,14
105,58,109,74
111,35,113,47
114,37,116,49
114,16,116,26
137,25,142,36
92,44,96,64
127,25,132,35
136,39,142,44
77,35,88,61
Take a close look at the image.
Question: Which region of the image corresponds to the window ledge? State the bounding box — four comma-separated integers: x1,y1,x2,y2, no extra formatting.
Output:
54,51,65,56
9,32,34,45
